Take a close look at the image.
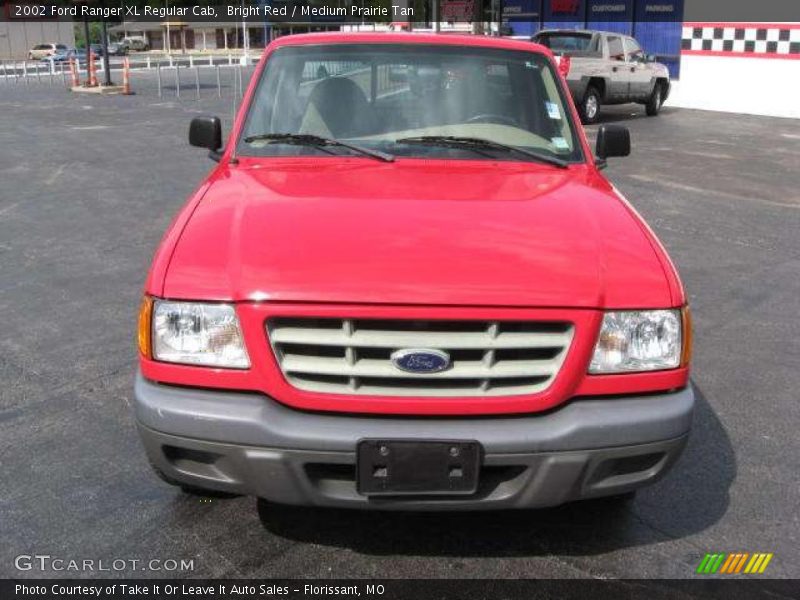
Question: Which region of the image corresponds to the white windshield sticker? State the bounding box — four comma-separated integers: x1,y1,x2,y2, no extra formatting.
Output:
545,101,561,120
551,137,569,150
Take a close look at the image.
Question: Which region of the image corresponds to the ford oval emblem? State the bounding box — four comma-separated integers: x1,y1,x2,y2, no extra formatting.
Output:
390,348,451,374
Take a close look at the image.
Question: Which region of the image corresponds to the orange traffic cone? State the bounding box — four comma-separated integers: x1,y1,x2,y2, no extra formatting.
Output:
69,57,79,88
88,50,97,87
122,57,131,95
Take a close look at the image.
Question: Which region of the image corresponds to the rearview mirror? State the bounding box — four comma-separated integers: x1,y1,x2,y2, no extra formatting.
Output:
189,116,222,161
596,125,630,161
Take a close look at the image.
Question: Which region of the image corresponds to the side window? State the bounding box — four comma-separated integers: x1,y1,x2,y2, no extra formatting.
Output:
624,38,644,62
607,37,624,61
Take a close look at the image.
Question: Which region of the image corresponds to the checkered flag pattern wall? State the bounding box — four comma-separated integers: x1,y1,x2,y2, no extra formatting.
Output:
682,25,800,56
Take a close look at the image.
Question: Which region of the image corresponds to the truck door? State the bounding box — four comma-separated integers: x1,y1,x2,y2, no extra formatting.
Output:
624,37,652,100
605,35,629,101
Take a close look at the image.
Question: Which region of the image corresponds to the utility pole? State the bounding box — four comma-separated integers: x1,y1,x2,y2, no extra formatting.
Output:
70,1,91,84
240,0,248,57
100,0,112,85
83,15,91,83
166,0,171,54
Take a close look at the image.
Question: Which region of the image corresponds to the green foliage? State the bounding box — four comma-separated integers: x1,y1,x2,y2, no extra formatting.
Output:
73,22,105,48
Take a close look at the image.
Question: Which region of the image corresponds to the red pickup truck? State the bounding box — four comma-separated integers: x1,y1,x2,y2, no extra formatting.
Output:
135,33,693,511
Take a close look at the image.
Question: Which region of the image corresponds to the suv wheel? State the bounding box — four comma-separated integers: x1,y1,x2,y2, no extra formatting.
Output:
580,86,601,124
646,83,663,116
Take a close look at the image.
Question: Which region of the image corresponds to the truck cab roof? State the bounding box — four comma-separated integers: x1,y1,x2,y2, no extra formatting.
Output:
271,31,554,56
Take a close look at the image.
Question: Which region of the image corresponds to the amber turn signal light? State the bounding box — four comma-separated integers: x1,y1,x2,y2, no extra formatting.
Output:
681,305,693,367
138,296,153,359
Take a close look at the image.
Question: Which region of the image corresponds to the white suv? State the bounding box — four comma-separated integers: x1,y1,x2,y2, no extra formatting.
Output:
29,43,68,60
121,37,150,51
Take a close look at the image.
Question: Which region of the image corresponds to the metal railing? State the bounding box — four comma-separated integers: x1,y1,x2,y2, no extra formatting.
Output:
0,53,257,84
0,54,258,103
0,54,408,104
147,61,257,102
1,59,72,86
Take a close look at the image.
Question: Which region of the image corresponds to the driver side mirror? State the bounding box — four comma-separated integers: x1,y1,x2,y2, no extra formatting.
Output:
189,115,222,161
595,125,630,166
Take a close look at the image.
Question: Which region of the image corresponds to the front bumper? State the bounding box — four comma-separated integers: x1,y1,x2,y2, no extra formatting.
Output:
135,372,693,510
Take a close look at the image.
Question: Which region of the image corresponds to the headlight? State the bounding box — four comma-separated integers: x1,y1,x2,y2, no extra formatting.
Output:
152,300,250,369
589,309,682,374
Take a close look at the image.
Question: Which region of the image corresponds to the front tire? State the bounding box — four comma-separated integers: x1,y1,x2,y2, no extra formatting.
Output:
579,86,602,124
646,83,664,116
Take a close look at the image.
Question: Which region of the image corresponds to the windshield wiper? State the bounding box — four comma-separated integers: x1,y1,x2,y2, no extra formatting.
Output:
395,135,568,168
242,133,394,163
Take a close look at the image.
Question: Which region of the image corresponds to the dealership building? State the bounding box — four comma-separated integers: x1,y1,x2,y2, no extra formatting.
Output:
1,0,796,118
94,0,800,118
498,0,799,118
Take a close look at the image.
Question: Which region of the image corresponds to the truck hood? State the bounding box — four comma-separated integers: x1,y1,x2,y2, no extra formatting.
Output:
163,158,671,308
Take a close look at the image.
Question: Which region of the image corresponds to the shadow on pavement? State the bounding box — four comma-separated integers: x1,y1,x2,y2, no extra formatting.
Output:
588,106,680,126
256,384,734,557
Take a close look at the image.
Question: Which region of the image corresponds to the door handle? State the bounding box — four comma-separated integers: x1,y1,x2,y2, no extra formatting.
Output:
612,66,618,72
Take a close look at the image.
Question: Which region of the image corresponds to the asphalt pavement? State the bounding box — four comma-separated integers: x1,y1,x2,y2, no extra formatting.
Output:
0,78,799,583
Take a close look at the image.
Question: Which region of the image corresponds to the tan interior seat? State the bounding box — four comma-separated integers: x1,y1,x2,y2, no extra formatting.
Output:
299,77,376,138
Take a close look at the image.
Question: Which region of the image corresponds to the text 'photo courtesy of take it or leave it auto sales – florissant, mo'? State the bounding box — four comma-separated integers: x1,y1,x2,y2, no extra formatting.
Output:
1,0,800,595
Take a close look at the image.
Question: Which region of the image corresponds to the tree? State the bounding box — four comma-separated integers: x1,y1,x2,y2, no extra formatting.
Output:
73,22,105,48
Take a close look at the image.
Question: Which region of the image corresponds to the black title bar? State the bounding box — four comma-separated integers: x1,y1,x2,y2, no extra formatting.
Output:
4,579,799,600
2,0,799,24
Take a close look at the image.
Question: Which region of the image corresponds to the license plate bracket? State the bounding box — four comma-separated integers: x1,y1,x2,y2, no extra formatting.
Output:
357,439,481,496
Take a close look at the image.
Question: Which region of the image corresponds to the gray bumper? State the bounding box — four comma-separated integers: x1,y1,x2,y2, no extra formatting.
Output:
135,373,693,510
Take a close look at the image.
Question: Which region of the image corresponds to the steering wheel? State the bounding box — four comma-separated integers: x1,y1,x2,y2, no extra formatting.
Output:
466,113,519,127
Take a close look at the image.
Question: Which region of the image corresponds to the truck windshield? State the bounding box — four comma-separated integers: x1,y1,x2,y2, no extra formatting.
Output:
239,44,583,163
535,33,598,55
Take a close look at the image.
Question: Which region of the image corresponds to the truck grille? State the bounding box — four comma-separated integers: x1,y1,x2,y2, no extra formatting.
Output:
267,318,574,397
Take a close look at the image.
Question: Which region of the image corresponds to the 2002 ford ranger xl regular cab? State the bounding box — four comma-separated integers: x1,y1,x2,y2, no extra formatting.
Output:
135,33,694,511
